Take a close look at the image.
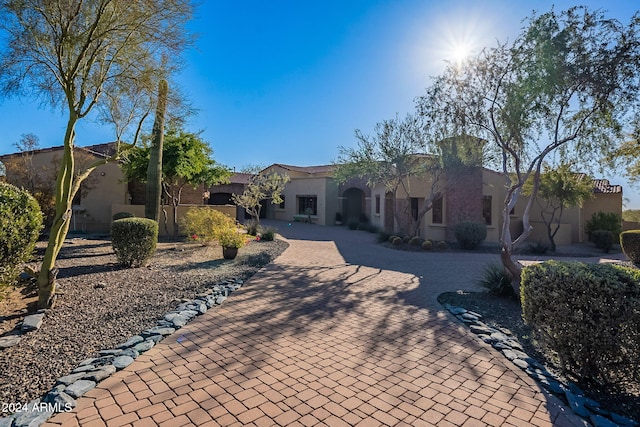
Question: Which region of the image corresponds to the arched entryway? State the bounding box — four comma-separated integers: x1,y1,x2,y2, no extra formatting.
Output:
342,187,366,223
209,192,233,205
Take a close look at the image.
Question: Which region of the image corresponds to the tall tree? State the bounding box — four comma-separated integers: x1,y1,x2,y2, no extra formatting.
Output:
0,0,194,308
334,114,480,236
145,80,168,222
418,6,640,289
121,128,231,237
523,164,593,252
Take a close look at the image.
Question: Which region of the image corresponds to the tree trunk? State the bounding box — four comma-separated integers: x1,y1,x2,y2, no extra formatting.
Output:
145,80,168,221
37,113,77,308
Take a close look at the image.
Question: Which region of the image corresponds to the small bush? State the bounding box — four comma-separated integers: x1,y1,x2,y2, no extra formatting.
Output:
528,240,550,255
476,263,515,297
409,236,422,246
585,211,622,241
402,235,411,244
112,211,134,221
348,220,359,230
388,235,397,243
111,218,158,267
454,221,487,250
259,226,277,241
377,231,392,243
216,226,246,248
367,223,378,233
0,183,43,290
181,208,235,245
421,240,433,251
591,229,614,253
391,237,402,246
245,219,259,236
437,241,447,250
620,230,640,264
521,261,640,383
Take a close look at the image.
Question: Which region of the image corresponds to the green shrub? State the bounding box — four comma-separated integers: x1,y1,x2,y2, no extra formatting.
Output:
585,211,622,241
377,231,392,243
528,240,550,255
111,218,158,267
421,240,433,251
245,219,259,236
454,221,487,250
348,220,359,230
591,229,614,253
620,230,640,264
391,237,402,246
402,235,411,244
409,236,422,246
180,207,235,245
477,263,515,297
0,183,43,290
259,226,277,241
521,261,640,383
216,225,246,248
388,235,397,243
112,211,134,221
437,241,447,250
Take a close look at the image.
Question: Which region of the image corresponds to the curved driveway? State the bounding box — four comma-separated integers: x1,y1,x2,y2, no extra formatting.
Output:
45,221,597,426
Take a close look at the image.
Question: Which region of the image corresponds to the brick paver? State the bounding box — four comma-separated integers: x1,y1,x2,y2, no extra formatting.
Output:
43,221,592,426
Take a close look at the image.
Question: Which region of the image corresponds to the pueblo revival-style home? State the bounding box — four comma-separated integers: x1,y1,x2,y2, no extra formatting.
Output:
0,144,623,244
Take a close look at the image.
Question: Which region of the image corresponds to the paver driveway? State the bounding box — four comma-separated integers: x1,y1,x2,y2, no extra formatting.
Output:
45,221,589,426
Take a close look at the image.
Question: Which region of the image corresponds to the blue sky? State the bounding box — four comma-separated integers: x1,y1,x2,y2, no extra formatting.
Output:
0,0,639,206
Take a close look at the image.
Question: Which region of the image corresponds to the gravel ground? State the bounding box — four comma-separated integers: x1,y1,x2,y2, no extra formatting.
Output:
0,236,288,410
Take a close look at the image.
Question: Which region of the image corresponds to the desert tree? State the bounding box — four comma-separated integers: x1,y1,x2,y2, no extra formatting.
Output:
334,114,480,236
522,163,593,252
0,0,195,308
232,168,290,223
418,6,640,289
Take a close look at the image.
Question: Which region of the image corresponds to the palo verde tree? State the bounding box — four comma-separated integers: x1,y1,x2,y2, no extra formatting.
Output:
522,163,593,252
418,6,640,290
232,168,290,223
334,114,480,236
121,128,231,237
0,0,194,308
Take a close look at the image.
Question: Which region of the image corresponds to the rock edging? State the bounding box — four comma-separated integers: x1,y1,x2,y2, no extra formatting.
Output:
0,279,243,427
442,303,639,427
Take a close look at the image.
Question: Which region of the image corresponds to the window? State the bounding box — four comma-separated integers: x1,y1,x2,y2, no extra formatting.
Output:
375,195,380,215
483,195,492,225
432,196,443,224
411,197,419,221
279,196,286,209
298,196,317,215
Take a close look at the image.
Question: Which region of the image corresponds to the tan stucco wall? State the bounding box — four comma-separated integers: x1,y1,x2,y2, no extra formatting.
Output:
110,204,237,237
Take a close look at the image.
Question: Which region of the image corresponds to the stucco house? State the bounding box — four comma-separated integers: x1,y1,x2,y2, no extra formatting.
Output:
0,143,128,233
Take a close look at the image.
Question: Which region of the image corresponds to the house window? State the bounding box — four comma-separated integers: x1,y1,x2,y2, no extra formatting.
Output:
411,197,419,221
279,196,285,209
375,195,380,215
483,195,492,225
432,196,443,224
298,196,317,215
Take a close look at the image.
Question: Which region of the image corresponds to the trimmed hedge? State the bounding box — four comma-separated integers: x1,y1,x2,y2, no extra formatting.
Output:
111,218,158,267
181,207,235,245
0,183,43,289
454,221,487,250
112,211,134,221
521,261,640,383
620,230,640,265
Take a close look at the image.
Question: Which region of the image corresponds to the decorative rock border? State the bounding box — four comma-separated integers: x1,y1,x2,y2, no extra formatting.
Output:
442,304,639,427
0,312,47,351
0,279,243,427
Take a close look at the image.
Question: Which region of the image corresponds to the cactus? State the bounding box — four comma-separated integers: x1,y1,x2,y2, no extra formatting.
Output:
145,79,168,222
